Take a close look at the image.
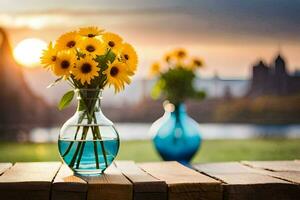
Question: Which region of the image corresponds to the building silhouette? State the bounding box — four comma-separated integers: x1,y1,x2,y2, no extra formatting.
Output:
248,53,300,97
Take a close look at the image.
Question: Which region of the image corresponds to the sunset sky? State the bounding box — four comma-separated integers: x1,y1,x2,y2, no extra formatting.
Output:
1,0,300,78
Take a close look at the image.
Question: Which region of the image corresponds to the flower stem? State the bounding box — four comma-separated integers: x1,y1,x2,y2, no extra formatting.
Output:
61,126,80,157
69,133,84,168
91,127,100,169
93,113,108,168
61,111,87,158
75,118,92,169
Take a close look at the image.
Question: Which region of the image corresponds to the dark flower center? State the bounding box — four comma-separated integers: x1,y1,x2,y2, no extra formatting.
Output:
194,60,201,66
124,54,129,60
81,63,92,74
108,41,115,47
61,60,70,69
165,56,170,62
51,56,56,61
88,34,95,37
67,40,76,48
86,45,95,52
178,51,185,58
110,66,119,77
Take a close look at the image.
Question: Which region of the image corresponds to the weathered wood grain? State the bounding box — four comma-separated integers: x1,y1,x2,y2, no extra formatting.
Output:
194,162,300,200
0,163,12,175
0,160,298,200
51,164,87,200
242,161,300,185
139,161,222,200
242,160,300,172
83,164,133,200
0,162,61,200
115,161,167,200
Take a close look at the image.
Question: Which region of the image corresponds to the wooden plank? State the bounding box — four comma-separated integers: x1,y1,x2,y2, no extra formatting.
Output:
115,161,167,200
242,160,300,172
242,161,300,185
0,163,12,175
194,162,300,200
51,164,87,200
83,164,133,200
0,162,61,200
195,162,253,174
259,171,300,185
139,161,222,200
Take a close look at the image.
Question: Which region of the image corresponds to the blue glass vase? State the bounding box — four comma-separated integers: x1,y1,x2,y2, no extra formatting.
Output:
150,102,201,165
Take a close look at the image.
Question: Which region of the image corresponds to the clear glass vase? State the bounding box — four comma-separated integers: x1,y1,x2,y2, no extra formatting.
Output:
58,89,119,175
150,101,202,165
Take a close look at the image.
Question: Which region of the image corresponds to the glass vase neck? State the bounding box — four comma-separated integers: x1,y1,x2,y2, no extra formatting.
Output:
75,89,103,112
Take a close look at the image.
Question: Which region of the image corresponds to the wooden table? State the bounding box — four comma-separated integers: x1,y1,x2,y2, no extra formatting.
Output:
0,161,299,200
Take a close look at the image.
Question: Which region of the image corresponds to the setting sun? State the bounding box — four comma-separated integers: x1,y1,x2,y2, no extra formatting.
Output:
13,38,47,68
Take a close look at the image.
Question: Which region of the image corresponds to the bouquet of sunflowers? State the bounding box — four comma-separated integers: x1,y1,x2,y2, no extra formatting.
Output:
40,27,138,173
41,26,137,108
150,48,205,105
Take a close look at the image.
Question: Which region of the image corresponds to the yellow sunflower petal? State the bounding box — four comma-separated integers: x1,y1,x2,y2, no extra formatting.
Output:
78,26,104,37
149,62,160,77
55,31,79,51
120,43,138,72
173,48,187,60
78,37,106,56
102,32,123,53
40,41,57,69
103,60,132,93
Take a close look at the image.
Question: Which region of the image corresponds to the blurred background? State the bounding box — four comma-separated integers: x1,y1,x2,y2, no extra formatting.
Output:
0,0,299,162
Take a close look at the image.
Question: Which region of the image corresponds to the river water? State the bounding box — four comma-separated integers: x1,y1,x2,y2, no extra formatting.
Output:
30,123,300,143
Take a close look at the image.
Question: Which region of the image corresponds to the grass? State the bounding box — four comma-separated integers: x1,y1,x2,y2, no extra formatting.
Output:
0,139,299,163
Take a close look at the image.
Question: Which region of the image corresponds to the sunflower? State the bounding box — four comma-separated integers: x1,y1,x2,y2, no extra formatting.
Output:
102,32,123,53
78,26,104,38
119,43,138,72
53,50,76,77
55,31,79,51
78,37,106,56
149,62,161,77
72,55,100,85
40,42,57,69
103,60,131,93
174,48,187,60
164,53,172,63
190,58,204,69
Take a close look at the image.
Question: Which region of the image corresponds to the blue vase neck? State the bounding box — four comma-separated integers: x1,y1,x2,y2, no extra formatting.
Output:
163,102,188,122
171,103,186,118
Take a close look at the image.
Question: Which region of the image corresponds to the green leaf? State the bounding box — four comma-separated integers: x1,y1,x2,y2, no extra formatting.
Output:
106,51,116,63
58,90,75,110
95,51,116,68
151,79,164,99
47,77,63,88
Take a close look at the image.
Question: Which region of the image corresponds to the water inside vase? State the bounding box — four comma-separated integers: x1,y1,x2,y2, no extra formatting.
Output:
58,137,119,175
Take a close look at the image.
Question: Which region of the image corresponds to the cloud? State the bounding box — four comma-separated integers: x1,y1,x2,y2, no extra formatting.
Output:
1,0,299,79
0,0,299,44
